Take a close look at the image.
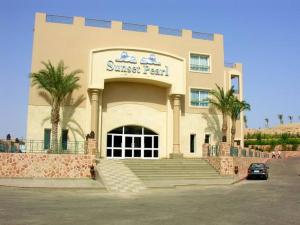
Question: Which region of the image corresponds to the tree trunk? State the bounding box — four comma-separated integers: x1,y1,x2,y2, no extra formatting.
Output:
231,120,236,147
51,103,60,153
222,113,228,142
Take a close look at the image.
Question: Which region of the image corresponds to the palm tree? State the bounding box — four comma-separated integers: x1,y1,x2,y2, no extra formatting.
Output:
288,115,293,123
265,118,269,128
278,114,284,124
229,97,251,147
31,60,82,152
243,115,248,128
208,84,235,142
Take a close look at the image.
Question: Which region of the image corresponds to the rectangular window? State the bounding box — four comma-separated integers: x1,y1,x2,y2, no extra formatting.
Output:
204,134,210,144
62,129,68,150
190,89,209,107
190,54,210,72
44,129,51,150
190,134,196,153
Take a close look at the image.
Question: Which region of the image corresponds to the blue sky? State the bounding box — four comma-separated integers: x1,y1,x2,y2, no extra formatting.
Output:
0,0,299,138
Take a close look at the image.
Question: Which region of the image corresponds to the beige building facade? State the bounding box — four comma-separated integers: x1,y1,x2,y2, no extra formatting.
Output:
27,13,244,159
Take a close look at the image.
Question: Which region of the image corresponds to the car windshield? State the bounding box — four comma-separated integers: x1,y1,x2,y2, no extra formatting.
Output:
250,164,265,169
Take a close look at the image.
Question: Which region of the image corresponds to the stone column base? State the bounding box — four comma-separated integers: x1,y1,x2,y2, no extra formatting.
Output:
95,152,101,159
170,153,184,159
86,139,97,155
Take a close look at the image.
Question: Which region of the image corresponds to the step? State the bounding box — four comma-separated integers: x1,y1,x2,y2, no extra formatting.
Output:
127,168,216,171
130,170,218,173
123,161,209,164
144,178,234,188
123,160,208,162
138,176,228,180
120,159,232,186
130,167,217,173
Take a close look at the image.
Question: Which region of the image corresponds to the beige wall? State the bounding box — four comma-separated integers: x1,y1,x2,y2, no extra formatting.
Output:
27,105,88,141
102,82,167,112
225,63,244,146
27,12,244,156
29,13,225,110
181,113,223,157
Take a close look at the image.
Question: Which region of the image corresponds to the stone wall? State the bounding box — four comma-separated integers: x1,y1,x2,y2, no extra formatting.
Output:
206,156,270,178
0,153,96,178
282,151,300,158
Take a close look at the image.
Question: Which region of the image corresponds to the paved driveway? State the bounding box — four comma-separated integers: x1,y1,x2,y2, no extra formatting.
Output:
0,157,299,225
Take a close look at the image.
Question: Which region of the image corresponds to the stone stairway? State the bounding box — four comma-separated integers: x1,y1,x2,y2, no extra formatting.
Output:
122,159,234,188
96,159,146,192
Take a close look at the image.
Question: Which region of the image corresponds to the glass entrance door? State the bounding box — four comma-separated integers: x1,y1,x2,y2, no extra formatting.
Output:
106,126,159,159
124,135,141,158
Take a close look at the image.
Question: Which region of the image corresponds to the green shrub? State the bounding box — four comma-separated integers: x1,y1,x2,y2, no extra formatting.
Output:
292,144,299,151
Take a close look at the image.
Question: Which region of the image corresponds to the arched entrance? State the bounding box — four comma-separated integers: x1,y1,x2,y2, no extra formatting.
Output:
106,125,159,159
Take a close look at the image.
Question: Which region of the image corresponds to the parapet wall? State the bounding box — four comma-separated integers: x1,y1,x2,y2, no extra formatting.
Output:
42,13,217,41
0,153,95,178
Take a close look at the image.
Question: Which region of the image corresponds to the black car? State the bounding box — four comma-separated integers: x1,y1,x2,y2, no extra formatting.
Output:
247,163,269,180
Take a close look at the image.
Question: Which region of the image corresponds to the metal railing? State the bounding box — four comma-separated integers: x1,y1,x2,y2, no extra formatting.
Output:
0,140,85,154
230,147,239,157
159,27,182,37
122,22,147,32
208,145,220,156
241,149,247,157
46,15,73,24
85,18,111,28
192,31,214,41
249,150,253,157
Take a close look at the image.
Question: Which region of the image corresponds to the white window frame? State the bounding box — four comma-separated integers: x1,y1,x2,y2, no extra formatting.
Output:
189,87,210,108
189,52,212,74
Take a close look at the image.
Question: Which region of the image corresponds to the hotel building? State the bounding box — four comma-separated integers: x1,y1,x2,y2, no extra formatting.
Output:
27,13,244,159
